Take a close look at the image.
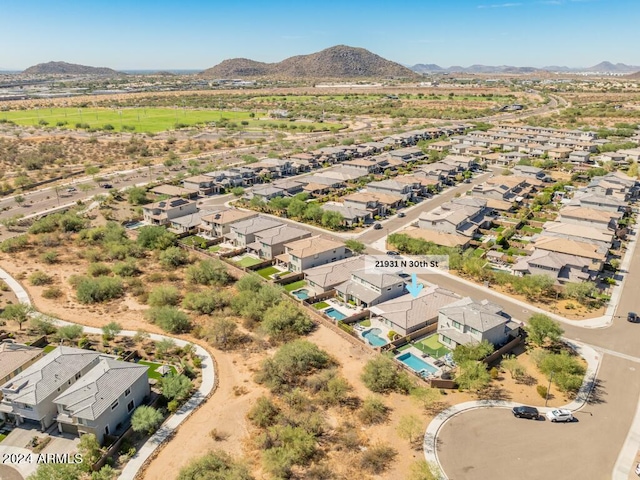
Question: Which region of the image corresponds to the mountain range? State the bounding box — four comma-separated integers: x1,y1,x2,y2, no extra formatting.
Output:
22,61,122,76
200,45,418,79
410,61,640,74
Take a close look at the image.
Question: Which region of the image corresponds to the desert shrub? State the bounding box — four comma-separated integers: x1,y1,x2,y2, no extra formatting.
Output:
181,290,230,314
147,285,180,307
29,271,53,286
131,406,163,435
360,443,397,474
261,302,314,342
159,246,189,269
261,425,317,478
0,235,29,253
361,356,413,394
87,262,112,278
536,385,548,398
185,260,231,286
358,396,389,425
40,250,58,264
112,259,140,277
76,276,124,304
248,396,280,428
30,317,57,335
145,306,192,333
177,450,253,480
137,226,176,250
42,286,63,299
160,373,194,401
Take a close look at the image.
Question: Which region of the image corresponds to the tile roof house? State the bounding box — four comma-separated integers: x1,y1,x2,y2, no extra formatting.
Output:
142,197,198,226
321,203,372,226
471,175,531,202
198,208,258,238
335,268,407,308
394,226,471,249
370,286,461,336
54,358,149,444
304,256,367,294
226,217,283,247
557,206,622,231
567,192,628,212
0,343,44,387
418,197,493,237
367,179,414,201
538,221,614,249
247,225,311,259
437,298,516,349
182,175,221,196
0,347,104,430
276,236,348,273
512,248,600,284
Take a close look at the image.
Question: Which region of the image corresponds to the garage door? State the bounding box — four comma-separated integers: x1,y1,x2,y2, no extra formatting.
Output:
60,423,78,436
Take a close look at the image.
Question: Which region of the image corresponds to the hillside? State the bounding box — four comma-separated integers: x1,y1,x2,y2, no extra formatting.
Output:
22,61,121,75
201,45,418,79
625,71,640,79
410,61,640,74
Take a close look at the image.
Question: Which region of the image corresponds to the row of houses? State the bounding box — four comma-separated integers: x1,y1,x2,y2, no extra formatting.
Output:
0,346,149,445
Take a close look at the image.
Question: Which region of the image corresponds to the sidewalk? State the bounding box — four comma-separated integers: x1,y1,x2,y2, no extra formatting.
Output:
0,267,216,480
423,340,602,480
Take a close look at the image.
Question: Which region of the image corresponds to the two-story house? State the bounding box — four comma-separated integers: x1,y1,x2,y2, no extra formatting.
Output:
142,198,198,226
418,197,493,237
0,343,43,387
335,269,407,308
226,217,283,247
304,256,367,295
367,179,414,202
247,225,311,259
276,236,348,273
437,298,516,349
54,358,149,444
198,208,258,239
557,206,622,231
182,175,221,196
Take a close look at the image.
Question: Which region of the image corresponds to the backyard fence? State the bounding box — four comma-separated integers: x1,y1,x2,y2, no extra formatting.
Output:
303,290,336,305
482,334,525,365
219,247,247,259
246,258,275,272
383,322,439,352
273,272,305,285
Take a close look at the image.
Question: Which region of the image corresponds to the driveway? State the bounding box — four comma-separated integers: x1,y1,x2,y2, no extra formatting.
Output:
0,465,24,480
436,355,640,480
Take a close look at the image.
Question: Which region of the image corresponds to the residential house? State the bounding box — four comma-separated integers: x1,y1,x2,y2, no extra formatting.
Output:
343,192,403,216
0,347,103,430
198,208,258,239
538,222,614,250
182,175,221,196
335,269,407,308
0,343,43,387
370,286,461,337
276,236,348,273
367,179,414,202
316,146,349,163
567,192,628,212
471,175,531,203
54,358,149,444
271,179,305,196
149,185,198,199
323,166,369,183
442,154,477,171
321,203,372,226
304,256,366,294
437,298,516,349
619,148,640,162
548,147,572,160
557,206,622,230
248,185,286,201
394,174,440,196
303,174,346,189
512,165,547,181
226,217,283,247
142,198,198,226
247,225,311,259
419,161,458,181
512,248,600,284
419,197,493,237
168,211,205,234
394,226,471,249
428,140,452,152
569,151,591,164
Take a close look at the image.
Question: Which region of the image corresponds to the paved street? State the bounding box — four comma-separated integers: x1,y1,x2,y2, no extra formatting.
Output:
437,355,640,480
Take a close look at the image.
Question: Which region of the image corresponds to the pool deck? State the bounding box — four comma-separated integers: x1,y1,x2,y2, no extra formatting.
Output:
324,298,362,319
357,317,392,345
395,346,442,377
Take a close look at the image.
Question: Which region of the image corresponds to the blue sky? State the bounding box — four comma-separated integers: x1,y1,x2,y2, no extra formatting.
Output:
1,0,638,70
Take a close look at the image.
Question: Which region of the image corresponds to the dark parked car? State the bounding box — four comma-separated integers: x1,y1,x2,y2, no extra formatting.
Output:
101,183,113,189
398,212,406,218
628,312,639,323
512,406,539,420
386,251,400,256
373,223,383,230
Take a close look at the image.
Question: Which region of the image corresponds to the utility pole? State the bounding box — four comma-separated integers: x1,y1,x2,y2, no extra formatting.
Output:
545,371,554,407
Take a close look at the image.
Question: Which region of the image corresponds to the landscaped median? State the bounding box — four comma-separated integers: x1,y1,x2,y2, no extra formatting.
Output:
422,339,601,480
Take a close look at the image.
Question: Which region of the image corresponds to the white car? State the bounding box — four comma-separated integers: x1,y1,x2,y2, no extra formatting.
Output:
635,463,640,476
545,408,574,423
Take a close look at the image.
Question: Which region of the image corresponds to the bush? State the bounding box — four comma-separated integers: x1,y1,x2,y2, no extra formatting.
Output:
256,340,332,393
248,396,280,428
160,374,194,401
42,286,63,299
185,260,231,286
261,302,314,342
181,290,230,314
361,356,413,394
145,306,192,333
131,406,163,435
40,250,58,264
261,425,317,478
29,271,53,286
536,385,548,398
360,443,397,474
148,285,180,307
111,259,140,277
177,450,253,480
30,317,57,335
137,226,176,250
387,330,398,341
0,235,29,253
87,262,113,278
159,246,189,269
76,276,124,304
358,396,388,425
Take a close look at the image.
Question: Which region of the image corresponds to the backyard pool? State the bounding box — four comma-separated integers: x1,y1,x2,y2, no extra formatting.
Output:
124,221,146,229
325,308,346,321
397,352,438,375
362,328,387,347
291,289,310,300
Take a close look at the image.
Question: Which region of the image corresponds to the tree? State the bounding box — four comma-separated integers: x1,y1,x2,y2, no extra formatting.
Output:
78,433,102,466
131,405,163,435
261,302,314,342
286,198,307,218
451,340,494,364
455,360,491,391
182,290,230,315
101,321,121,341
397,414,423,444
185,260,231,286
345,239,366,254
564,281,599,305
159,246,189,269
14,194,26,207
92,465,117,480
76,276,124,304
361,356,413,394
303,203,323,223
231,187,245,197
525,314,564,347
30,316,58,335
321,210,344,229
57,324,84,344
27,463,81,480
177,450,254,480
145,306,192,333
207,316,238,349
501,355,526,380
148,285,181,307
411,387,442,411
160,373,194,401
137,226,176,250
1,303,33,330
127,187,149,205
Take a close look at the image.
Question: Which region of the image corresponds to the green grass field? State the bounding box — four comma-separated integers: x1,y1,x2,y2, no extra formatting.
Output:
139,360,178,380
235,256,263,268
256,266,279,279
413,335,450,358
0,107,343,134
313,301,330,310
43,345,56,354
0,433,7,443
284,280,307,292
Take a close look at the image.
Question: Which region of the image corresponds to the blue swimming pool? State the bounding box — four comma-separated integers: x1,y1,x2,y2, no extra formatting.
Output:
362,328,387,347
325,307,346,321
397,352,438,375
292,289,310,300
124,221,146,230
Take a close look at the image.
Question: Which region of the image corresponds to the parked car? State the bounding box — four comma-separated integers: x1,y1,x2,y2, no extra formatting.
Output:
635,462,640,476
398,212,406,218
545,409,574,423
386,251,400,256
101,183,113,189
628,312,638,323
512,406,539,420
66,187,77,193
373,223,383,230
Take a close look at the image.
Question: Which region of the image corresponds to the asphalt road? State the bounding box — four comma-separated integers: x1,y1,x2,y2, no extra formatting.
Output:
437,355,640,480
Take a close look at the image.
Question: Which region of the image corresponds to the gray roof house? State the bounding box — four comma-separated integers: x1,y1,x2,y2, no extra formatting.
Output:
247,224,311,259
0,343,44,386
418,197,492,237
437,298,515,349
335,269,407,308
304,256,366,294
370,286,461,336
142,198,198,226
226,217,283,247
321,203,373,226
54,358,149,444
367,179,414,201
0,347,104,430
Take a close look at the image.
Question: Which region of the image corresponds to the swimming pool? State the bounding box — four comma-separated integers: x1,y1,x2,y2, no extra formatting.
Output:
124,221,146,229
397,352,438,375
362,328,387,347
325,307,346,321
292,289,310,300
